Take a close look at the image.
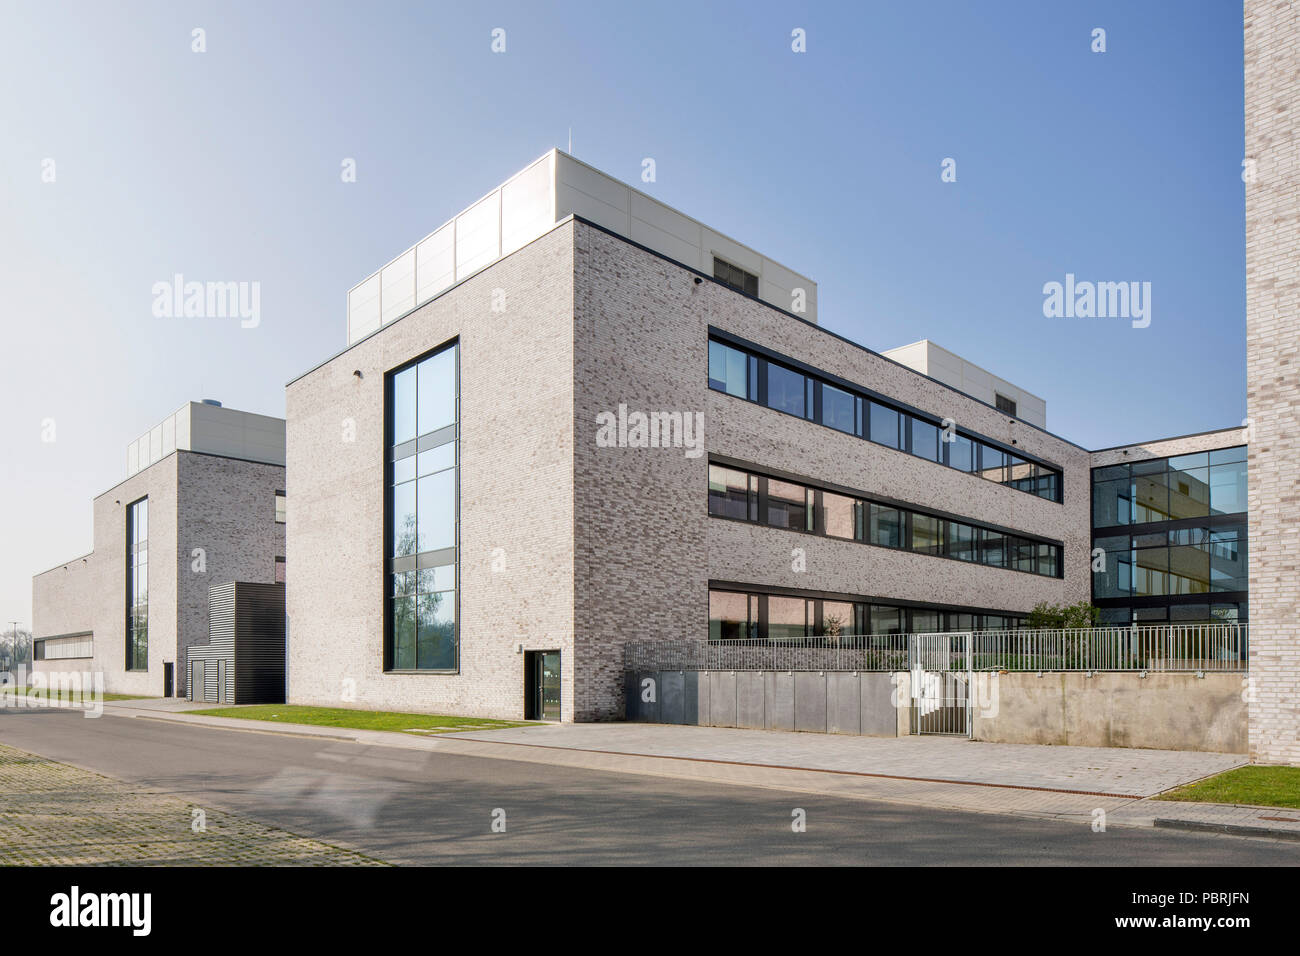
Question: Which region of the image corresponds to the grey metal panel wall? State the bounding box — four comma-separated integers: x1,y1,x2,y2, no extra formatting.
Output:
188,583,236,701
625,669,902,739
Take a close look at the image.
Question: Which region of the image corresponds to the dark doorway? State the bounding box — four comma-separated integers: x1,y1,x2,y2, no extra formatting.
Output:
524,650,561,721
163,662,173,698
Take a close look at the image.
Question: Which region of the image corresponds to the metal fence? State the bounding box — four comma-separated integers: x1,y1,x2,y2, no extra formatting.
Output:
624,623,1248,674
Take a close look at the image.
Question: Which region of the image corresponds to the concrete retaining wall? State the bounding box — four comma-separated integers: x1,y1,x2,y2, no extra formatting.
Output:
972,672,1247,753
625,669,1247,753
625,670,905,736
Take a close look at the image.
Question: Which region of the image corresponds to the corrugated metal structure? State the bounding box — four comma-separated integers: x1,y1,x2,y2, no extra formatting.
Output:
187,582,285,704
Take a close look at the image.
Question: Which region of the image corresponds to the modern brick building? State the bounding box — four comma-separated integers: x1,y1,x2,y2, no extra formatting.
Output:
284,149,1253,725
1244,0,1300,765
30,401,286,698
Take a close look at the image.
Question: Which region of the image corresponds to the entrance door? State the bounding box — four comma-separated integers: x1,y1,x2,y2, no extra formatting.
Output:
163,662,173,698
524,651,562,720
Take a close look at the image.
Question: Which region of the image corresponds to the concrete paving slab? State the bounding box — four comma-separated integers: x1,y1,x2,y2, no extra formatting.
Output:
447,722,1247,797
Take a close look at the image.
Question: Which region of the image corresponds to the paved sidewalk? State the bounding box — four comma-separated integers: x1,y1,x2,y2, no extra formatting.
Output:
88,701,1298,841
447,723,1245,796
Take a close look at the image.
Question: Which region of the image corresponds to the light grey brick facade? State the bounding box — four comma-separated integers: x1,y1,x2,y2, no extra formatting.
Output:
1244,0,1300,765
289,217,1089,722
31,451,285,697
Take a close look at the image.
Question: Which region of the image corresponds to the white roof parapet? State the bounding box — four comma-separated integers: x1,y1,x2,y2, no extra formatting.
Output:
125,402,285,477
346,149,819,344
881,339,1048,429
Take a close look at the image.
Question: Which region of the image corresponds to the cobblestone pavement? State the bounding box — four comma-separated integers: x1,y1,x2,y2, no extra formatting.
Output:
0,742,387,866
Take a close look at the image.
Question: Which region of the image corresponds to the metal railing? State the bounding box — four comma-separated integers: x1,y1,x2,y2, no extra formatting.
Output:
969,624,1247,672
624,624,1248,674
624,634,909,673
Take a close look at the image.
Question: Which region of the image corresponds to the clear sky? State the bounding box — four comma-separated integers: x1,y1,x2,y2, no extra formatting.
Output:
0,1,1246,629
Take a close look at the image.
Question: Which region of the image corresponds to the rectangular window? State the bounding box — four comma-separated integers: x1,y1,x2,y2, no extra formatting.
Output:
708,465,757,521
765,363,807,418
709,590,757,641
713,257,759,297
708,340,756,400
910,418,941,463
978,444,1006,484
981,530,1008,568
995,393,1017,416
822,491,859,540
274,556,286,583
387,341,458,672
869,402,902,449
1209,459,1248,515
126,498,148,672
910,610,942,633
274,491,286,524
947,434,975,472
766,479,813,532
910,514,943,556
870,605,905,635
767,596,810,641
868,503,903,549
821,382,856,435
946,522,978,562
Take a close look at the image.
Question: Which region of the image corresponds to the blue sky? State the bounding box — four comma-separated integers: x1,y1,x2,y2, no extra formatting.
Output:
0,1,1246,627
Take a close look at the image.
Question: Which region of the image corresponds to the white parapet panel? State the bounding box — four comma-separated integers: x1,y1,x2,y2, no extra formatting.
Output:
345,149,818,344
880,339,1048,429
125,402,286,478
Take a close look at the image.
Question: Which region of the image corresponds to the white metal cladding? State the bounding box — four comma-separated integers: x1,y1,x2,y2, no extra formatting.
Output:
126,403,286,477
37,633,93,660
344,149,819,344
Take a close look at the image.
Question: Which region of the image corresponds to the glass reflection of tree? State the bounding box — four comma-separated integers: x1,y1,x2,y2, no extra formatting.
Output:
393,513,452,669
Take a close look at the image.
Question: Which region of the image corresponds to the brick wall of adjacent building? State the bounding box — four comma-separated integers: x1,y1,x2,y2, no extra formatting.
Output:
32,451,286,698
285,224,576,719
1244,0,1300,765
32,457,179,697
175,452,286,696
572,219,1092,721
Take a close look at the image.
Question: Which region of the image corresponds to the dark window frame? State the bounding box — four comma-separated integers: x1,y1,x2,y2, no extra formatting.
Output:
707,460,1063,579
384,339,461,675
706,334,1064,503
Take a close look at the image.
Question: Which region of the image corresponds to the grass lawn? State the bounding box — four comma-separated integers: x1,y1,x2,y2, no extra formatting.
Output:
185,703,532,735
0,685,148,702
1157,765,1300,809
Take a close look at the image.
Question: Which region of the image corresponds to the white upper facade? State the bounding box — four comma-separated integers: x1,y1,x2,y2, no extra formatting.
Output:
346,149,819,344
881,339,1048,429
126,401,286,478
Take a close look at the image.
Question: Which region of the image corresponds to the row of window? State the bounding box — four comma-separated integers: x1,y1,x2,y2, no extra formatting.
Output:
1093,525,1248,598
709,464,1063,577
709,588,1026,641
1091,447,1247,528
1093,602,1248,625
708,338,1062,502
386,342,459,672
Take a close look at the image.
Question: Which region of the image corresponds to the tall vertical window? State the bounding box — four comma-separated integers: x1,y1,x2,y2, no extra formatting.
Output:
387,341,458,671
126,497,148,671
274,491,287,523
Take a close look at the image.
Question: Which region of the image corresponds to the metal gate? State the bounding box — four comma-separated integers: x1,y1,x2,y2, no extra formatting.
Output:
910,632,971,736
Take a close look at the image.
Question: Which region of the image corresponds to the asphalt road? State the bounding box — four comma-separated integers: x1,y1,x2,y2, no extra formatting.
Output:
0,707,1295,866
